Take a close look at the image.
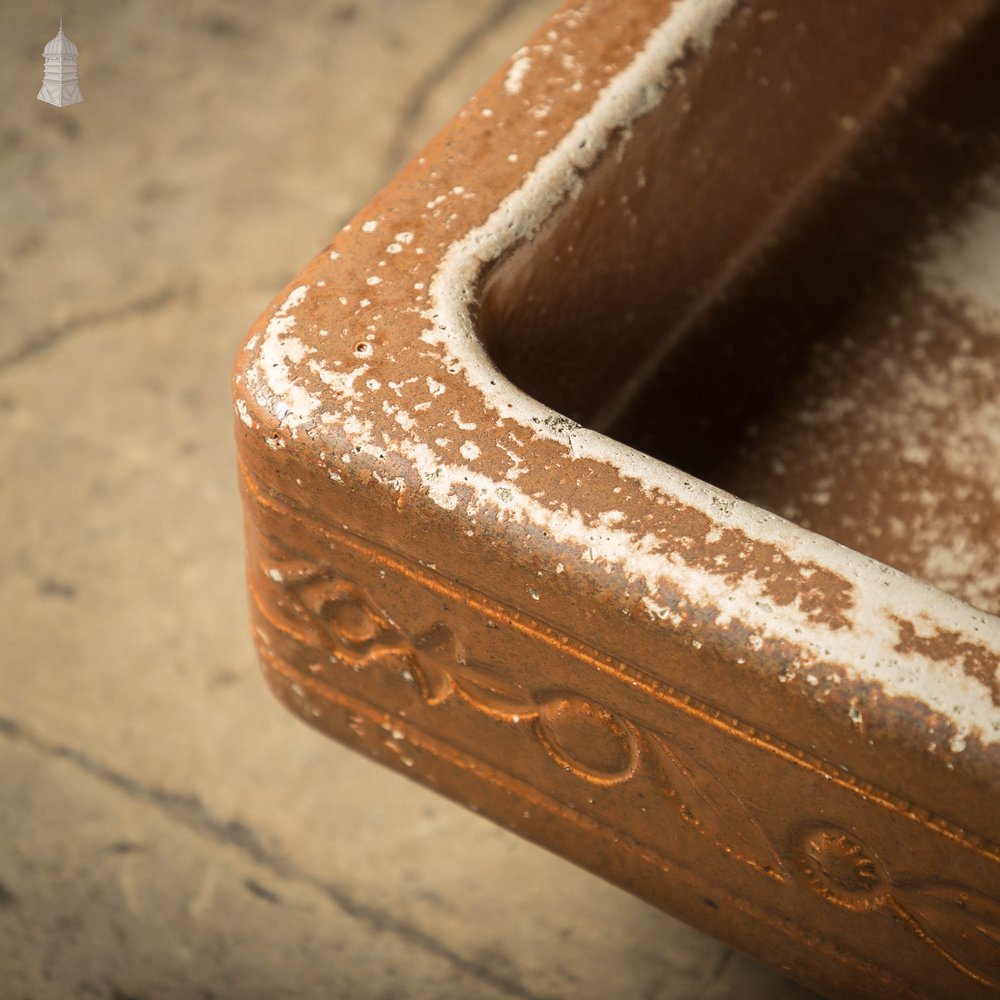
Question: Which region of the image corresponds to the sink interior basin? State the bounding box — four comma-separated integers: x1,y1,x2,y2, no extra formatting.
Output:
479,7,1000,617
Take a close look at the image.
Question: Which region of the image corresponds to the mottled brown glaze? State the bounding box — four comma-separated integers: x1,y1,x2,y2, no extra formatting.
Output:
606,9,1000,619
234,1,1000,996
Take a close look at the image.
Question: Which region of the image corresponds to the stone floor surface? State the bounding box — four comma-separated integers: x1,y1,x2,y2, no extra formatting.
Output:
0,2,818,997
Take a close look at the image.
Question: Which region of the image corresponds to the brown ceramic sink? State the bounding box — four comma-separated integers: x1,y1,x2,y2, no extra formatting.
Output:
234,1,1000,995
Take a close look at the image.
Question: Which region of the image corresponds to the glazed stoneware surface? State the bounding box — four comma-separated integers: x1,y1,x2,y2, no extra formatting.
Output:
234,1,1000,995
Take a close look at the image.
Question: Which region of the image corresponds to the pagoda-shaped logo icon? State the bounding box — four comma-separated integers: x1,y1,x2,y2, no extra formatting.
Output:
37,20,83,108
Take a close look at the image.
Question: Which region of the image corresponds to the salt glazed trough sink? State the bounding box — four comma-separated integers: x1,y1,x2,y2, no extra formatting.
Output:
233,1,1000,995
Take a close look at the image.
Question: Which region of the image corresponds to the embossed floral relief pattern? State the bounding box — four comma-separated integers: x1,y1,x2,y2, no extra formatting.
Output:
254,541,1000,988
795,825,1000,988
254,544,784,874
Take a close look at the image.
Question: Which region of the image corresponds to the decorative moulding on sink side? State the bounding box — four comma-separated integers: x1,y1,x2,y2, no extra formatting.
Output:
234,1,1000,995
